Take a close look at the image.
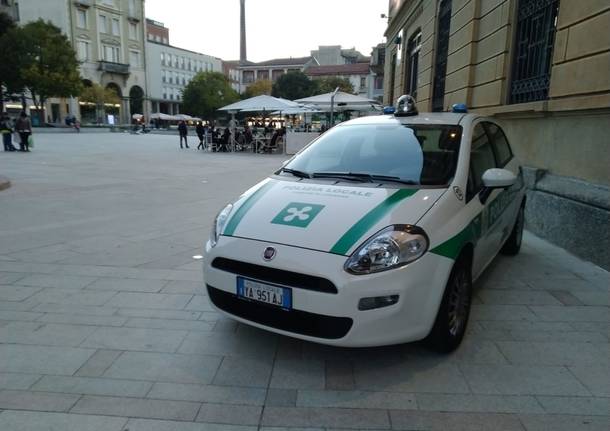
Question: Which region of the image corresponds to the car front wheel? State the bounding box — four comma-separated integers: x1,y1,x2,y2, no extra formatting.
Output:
425,256,472,353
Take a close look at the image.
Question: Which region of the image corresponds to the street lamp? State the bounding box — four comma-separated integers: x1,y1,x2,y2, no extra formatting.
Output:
329,86,339,128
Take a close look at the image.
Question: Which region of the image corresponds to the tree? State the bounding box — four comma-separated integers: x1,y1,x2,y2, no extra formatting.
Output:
19,20,82,123
314,76,355,94
0,12,25,112
79,84,121,123
181,71,239,119
272,71,316,100
244,79,272,98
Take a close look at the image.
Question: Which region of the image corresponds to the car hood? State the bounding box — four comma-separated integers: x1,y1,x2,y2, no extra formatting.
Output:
221,177,446,256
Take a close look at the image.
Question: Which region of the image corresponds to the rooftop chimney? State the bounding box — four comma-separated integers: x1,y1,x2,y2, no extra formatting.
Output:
240,0,247,64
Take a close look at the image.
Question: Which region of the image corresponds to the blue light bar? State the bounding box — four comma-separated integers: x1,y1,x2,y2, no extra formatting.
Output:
383,106,396,115
452,103,468,113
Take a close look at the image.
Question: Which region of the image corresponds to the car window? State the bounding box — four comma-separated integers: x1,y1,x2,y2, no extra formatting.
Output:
485,122,513,167
284,124,462,186
467,123,496,201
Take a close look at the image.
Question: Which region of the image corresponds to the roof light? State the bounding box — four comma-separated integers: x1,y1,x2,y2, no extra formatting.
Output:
452,103,468,113
394,95,418,117
383,106,396,115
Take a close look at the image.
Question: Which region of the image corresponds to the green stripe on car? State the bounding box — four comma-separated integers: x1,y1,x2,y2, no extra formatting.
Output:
330,188,418,255
430,213,482,259
223,181,275,236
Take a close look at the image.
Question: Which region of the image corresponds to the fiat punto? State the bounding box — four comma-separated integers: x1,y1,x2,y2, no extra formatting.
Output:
203,96,525,352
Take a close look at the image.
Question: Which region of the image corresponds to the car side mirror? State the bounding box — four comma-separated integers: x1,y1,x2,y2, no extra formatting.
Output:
482,168,517,188
479,168,516,204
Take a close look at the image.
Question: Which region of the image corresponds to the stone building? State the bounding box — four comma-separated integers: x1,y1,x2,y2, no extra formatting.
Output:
383,0,610,267
10,0,148,125
145,40,222,115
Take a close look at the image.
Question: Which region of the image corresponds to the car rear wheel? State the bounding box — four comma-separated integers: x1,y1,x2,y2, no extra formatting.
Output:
425,256,472,353
501,204,524,255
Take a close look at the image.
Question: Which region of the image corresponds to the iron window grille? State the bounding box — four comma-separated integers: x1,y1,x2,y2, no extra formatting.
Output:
509,0,560,104
432,0,452,112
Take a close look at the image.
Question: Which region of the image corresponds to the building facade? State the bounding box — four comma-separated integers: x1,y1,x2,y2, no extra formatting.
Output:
236,56,317,94
145,40,222,115
145,18,168,45
305,63,374,98
384,0,610,268
13,0,148,124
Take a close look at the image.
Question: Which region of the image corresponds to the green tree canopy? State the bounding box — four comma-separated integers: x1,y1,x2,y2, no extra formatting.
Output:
271,71,316,100
181,71,239,119
314,76,355,94
0,12,26,111
244,79,272,98
17,20,82,121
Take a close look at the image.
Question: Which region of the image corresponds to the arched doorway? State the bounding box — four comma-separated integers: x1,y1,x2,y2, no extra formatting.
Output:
105,83,122,123
129,85,144,118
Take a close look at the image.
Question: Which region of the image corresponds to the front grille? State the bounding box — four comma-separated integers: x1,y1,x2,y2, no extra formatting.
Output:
207,285,352,339
211,257,338,294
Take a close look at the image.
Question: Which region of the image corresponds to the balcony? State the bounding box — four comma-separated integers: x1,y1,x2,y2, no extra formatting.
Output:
98,61,130,75
73,0,91,8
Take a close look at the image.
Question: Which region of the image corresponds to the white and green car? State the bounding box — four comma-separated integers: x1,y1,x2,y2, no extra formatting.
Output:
203,97,526,352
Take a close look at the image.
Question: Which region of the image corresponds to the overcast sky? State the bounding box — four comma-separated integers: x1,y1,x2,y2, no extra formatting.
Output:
145,0,388,62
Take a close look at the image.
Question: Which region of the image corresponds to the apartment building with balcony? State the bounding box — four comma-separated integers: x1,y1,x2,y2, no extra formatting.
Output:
12,0,148,124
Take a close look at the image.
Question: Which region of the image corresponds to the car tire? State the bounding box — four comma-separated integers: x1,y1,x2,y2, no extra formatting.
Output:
425,255,472,353
501,204,524,256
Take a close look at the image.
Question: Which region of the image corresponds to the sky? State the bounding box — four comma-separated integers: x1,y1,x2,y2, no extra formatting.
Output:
145,0,389,62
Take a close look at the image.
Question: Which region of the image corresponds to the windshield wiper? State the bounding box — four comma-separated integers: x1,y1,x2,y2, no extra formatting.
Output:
311,172,372,182
278,167,311,178
312,172,418,185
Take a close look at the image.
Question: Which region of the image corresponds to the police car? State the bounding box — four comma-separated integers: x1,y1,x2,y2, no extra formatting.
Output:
203,95,525,352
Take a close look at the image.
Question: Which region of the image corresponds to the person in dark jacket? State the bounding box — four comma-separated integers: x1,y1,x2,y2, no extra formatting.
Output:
219,127,231,152
15,111,32,152
178,120,189,149
1,114,17,151
195,121,205,150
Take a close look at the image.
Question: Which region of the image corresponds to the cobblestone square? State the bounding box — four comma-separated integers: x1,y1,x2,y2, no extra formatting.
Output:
0,133,608,430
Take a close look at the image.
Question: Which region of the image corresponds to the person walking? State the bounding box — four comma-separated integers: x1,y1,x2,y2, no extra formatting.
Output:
15,111,32,152
178,120,189,149
1,114,16,151
195,121,205,150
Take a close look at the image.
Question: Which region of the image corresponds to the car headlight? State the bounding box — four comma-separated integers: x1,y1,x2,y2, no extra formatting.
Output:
210,203,233,247
344,225,428,274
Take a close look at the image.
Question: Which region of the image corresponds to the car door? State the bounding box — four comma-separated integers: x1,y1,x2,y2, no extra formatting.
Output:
484,121,522,249
466,122,504,277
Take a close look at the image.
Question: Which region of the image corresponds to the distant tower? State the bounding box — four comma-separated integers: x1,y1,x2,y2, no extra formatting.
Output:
240,0,247,64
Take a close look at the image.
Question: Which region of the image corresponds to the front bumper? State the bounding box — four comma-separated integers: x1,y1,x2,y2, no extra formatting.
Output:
203,236,454,347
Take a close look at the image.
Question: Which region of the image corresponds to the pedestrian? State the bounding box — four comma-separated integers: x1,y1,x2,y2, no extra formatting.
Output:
15,111,32,152
195,121,205,150
74,119,81,133
178,120,189,149
0,114,16,151
219,127,231,152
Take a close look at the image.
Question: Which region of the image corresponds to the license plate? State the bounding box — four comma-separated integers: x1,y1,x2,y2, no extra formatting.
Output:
236,277,292,309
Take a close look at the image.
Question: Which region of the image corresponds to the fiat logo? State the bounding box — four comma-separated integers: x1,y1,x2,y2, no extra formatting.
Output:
263,247,276,261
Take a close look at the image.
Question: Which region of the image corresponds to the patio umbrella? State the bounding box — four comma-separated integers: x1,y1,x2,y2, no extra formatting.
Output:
296,91,380,107
218,95,300,112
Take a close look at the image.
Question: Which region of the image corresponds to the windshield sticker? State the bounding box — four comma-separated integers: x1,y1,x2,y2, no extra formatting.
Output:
271,202,325,228
282,184,374,199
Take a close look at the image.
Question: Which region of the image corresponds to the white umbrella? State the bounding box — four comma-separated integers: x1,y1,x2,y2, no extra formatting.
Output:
296,91,380,106
150,113,176,120
218,95,300,112
270,104,322,115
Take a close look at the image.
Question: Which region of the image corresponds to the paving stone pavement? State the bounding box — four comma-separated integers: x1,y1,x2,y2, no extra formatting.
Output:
0,133,608,431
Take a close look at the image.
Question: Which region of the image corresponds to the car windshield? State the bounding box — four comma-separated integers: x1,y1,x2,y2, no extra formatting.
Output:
282,124,462,186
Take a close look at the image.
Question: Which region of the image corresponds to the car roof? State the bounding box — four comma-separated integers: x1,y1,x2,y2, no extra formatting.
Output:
336,112,480,127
